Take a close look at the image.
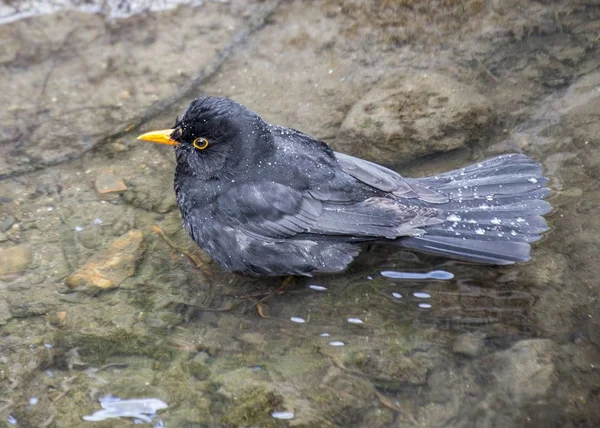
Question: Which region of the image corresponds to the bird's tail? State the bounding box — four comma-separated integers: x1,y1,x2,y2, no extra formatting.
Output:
400,154,551,265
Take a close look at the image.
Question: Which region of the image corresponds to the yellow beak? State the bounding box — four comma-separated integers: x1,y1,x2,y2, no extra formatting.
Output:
137,129,179,146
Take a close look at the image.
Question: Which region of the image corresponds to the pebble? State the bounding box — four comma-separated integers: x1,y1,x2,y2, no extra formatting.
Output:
329,341,345,347
347,318,364,324
65,230,145,291
95,171,127,196
0,246,32,276
392,292,402,299
418,303,432,309
290,317,306,323
309,285,327,291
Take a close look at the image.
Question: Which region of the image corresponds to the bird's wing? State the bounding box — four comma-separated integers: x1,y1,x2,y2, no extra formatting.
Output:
217,182,442,241
215,182,322,241
334,152,449,203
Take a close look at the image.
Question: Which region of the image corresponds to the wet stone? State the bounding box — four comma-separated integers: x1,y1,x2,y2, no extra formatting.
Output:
0,215,16,232
486,339,558,404
0,246,32,276
65,229,145,292
335,72,494,164
453,332,485,358
95,170,128,197
0,298,11,325
9,300,49,318
77,227,103,249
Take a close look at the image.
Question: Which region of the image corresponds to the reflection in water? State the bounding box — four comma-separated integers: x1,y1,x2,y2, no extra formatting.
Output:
381,270,455,280
271,411,295,420
413,292,432,298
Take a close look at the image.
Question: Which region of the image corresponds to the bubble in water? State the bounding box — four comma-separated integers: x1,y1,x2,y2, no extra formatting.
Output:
413,292,431,299
528,177,538,183
392,292,402,299
475,228,486,235
486,195,494,201
329,341,345,347
272,411,295,420
490,218,502,225
516,217,526,223
309,285,327,291
75,226,84,232
347,318,364,324
446,214,462,222
290,317,306,324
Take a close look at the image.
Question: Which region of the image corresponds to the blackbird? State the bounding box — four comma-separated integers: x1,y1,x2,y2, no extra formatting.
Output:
138,96,550,276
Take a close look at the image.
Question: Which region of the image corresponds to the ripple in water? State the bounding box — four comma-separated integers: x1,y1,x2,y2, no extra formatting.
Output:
381,270,454,280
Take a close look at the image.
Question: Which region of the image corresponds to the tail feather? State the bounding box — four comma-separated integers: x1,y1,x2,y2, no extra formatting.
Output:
401,154,551,264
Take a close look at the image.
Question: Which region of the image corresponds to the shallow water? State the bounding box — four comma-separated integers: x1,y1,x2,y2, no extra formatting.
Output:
1,1,599,427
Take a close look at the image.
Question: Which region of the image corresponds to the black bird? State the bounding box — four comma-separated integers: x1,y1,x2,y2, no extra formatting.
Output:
138,97,550,276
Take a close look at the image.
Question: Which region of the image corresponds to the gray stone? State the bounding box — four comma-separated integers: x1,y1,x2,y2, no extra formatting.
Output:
334,72,494,164
0,298,11,325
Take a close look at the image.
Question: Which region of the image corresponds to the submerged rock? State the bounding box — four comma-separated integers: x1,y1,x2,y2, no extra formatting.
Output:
65,230,145,292
453,332,486,358
0,246,32,276
95,170,127,198
335,72,493,164
484,339,558,404
0,298,11,325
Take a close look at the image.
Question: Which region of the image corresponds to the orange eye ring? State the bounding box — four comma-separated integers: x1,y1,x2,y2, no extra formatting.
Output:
193,137,209,150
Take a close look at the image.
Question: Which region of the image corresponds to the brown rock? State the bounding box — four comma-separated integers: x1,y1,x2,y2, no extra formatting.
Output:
0,246,32,276
95,170,127,196
65,230,145,292
334,72,494,164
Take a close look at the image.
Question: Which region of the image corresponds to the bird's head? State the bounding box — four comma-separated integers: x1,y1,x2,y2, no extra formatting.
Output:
137,96,271,178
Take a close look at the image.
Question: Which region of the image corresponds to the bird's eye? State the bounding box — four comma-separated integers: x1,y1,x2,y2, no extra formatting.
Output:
193,137,209,150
